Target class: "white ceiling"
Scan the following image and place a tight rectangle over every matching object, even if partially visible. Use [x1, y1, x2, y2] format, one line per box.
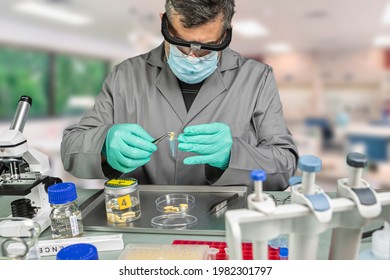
[0, 0, 389, 59]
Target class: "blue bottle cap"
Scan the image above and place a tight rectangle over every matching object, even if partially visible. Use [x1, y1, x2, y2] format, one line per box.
[279, 247, 288, 258]
[250, 170, 266, 181]
[48, 182, 77, 205]
[56, 243, 98, 260]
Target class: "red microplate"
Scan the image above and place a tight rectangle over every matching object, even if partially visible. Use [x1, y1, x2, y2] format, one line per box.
[172, 240, 280, 260]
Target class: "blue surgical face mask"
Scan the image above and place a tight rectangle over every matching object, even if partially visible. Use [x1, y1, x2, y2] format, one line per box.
[167, 44, 218, 84]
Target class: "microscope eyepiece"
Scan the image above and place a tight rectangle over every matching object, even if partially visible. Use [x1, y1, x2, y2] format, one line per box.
[19, 95, 32, 106]
[10, 95, 33, 132]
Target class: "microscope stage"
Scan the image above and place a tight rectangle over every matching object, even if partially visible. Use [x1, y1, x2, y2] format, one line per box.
[0, 176, 47, 196]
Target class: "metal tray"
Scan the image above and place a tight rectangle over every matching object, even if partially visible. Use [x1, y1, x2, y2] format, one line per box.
[80, 185, 250, 236]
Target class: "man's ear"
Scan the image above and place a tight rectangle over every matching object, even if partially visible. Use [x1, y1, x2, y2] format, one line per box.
[159, 13, 163, 20]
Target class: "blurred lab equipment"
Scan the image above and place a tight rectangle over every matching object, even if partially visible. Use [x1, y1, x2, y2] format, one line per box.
[245, 170, 276, 259]
[304, 117, 334, 150]
[171, 239, 252, 260]
[358, 222, 390, 260]
[0, 217, 41, 260]
[0, 96, 62, 234]
[329, 152, 381, 259]
[370, 222, 390, 259]
[346, 124, 390, 163]
[290, 155, 332, 259]
[279, 246, 289, 260]
[48, 182, 84, 239]
[225, 153, 390, 260]
[267, 235, 289, 260]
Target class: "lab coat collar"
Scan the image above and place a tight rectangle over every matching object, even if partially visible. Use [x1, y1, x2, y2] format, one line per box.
[219, 47, 240, 72]
[146, 43, 165, 68]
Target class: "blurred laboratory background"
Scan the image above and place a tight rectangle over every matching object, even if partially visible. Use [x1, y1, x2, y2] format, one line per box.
[1, 0, 390, 191]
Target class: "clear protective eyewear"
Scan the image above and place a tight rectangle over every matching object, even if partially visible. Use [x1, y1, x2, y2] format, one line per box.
[161, 13, 232, 57]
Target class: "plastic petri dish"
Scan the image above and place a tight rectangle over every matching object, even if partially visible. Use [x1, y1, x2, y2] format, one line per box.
[151, 214, 197, 230]
[155, 193, 195, 214]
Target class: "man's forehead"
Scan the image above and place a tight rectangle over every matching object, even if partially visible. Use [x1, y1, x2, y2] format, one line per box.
[168, 13, 225, 42]
[170, 12, 224, 27]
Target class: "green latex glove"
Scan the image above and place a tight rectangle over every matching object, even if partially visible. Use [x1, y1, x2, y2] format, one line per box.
[178, 122, 233, 170]
[104, 124, 157, 173]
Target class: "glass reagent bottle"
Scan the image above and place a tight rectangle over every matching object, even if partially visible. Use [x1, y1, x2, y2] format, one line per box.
[48, 182, 84, 239]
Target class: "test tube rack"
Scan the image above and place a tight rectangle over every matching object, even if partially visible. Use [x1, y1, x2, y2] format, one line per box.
[225, 153, 390, 260]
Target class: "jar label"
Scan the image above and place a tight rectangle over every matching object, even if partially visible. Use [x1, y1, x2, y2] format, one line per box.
[106, 179, 136, 187]
[118, 194, 132, 210]
[70, 215, 80, 236]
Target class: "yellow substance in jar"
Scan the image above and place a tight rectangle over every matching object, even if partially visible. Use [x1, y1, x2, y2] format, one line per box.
[106, 211, 137, 223]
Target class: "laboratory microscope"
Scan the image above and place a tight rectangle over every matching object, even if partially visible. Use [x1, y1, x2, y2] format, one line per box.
[0, 96, 61, 235]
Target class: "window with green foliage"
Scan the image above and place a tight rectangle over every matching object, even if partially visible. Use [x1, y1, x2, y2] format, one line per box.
[0, 47, 49, 119]
[55, 55, 107, 115]
[0, 46, 108, 120]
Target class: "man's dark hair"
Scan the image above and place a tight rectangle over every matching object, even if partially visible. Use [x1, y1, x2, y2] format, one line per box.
[165, 0, 235, 31]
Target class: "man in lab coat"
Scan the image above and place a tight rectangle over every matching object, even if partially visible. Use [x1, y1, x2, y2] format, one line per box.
[61, 0, 299, 191]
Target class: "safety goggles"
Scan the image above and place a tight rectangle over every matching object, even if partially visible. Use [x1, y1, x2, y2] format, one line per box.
[161, 13, 232, 57]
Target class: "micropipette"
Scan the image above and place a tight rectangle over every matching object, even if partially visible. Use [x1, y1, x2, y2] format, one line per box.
[250, 170, 266, 201]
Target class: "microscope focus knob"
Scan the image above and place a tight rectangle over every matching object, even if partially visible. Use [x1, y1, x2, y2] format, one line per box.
[346, 152, 368, 168]
[250, 170, 266, 181]
[298, 155, 322, 173]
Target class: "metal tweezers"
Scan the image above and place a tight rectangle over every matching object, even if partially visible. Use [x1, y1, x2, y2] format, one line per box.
[207, 193, 239, 213]
[153, 132, 174, 145]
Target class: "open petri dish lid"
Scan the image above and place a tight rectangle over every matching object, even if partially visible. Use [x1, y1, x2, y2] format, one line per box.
[155, 193, 195, 214]
[151, 214, 197, 230]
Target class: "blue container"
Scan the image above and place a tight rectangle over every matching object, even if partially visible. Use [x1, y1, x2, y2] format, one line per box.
[56, 243, 98, 260]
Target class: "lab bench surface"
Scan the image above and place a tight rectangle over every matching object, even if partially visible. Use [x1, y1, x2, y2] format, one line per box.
[0, 188, 374, 260]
